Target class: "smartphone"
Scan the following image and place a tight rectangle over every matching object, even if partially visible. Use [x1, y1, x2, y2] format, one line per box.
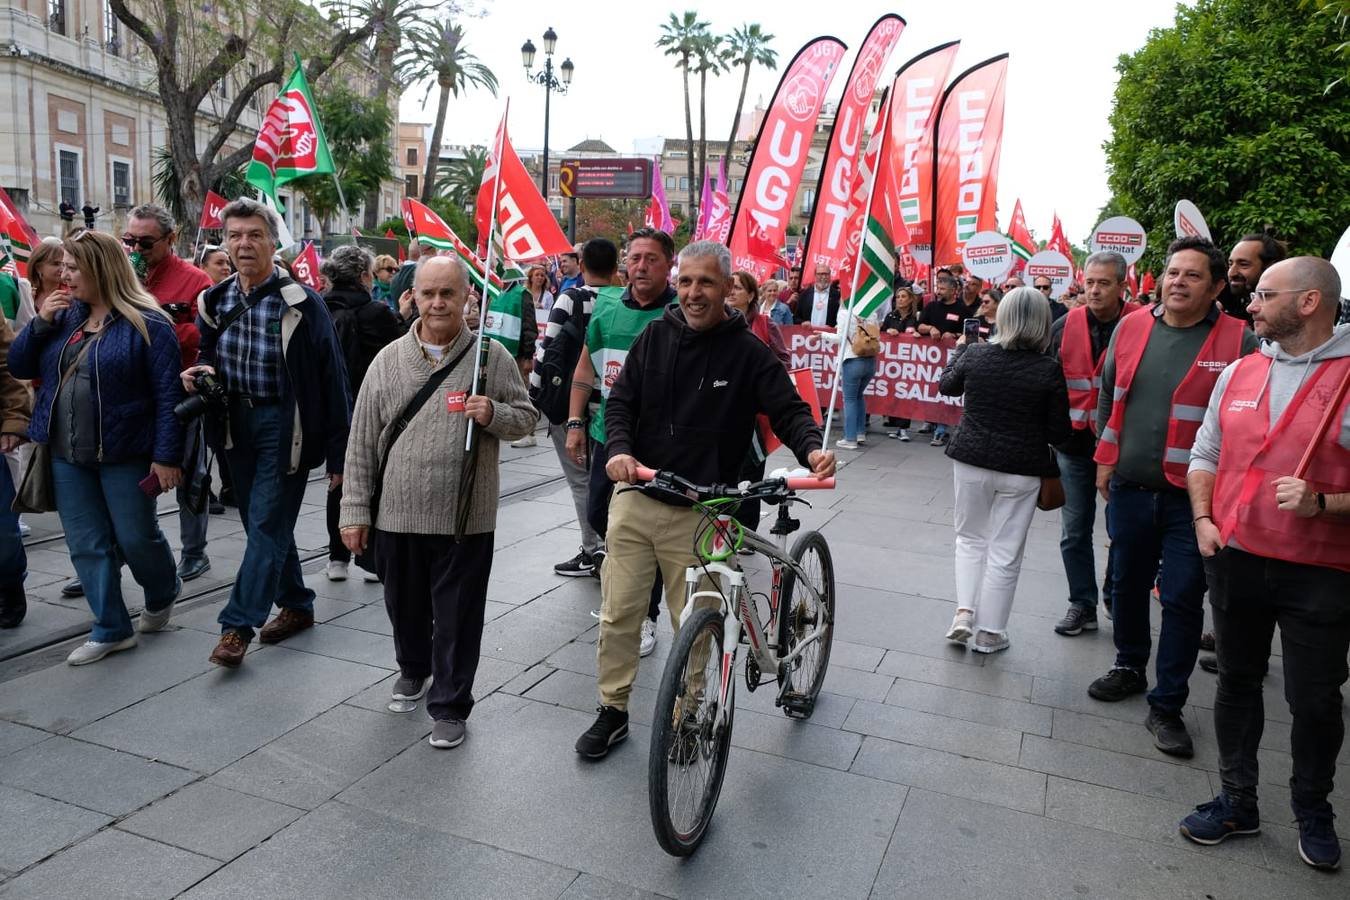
[138, 472, 165, 498]
[963, 318, 982, 342]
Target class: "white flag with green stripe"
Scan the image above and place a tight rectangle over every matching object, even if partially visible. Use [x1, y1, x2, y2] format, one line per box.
[851, 212, 897, 319]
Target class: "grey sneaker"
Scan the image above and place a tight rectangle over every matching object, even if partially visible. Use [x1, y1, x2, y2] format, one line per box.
[67, 635, 138, 665]
[1054, 605, 1099, 636]
[972, 630, 1010, 654]
[391, 674, 428, 702]
[945, 610, 974, 644]
[137, 603, 176, 633]
[428, 718, 466, 749]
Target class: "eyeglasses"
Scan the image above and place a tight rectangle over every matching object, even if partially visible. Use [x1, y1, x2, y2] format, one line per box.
[1035, 284, 1053, 292]
[1250, 287, 1311, 303]
[120, 233, 169, 252]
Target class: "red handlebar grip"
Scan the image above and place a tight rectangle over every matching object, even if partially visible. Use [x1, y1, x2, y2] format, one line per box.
[786, 476, 836, 490]
[634, 466, 657, 482]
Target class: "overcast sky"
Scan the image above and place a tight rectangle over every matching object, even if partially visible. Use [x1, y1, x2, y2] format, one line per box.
[398, 0, 1191, 245]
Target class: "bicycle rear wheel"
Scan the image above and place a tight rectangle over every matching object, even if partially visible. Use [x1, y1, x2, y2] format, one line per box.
[776, 530, 836, 717]
[648, 605, 735, 856]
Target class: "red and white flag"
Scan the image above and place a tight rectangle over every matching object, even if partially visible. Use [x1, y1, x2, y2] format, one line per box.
[645, 158, 675, 233]
[1045, 212, 1074, 260]
[291, 241, 322, 291]
[889, 42, 961, 266]
[200, 191, 228, 229]
[1007, 198, 1036, 268]
[932, 54, 1009, 267]
[474, 108, 572, 261]
[705, 158, 732, 244]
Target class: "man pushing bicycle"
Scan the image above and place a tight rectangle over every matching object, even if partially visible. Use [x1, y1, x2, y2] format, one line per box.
[574, 240, 836, 760]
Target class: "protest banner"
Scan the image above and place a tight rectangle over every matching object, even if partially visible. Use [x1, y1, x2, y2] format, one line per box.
[1174, 199, 1212, 241]
[1089, 216, 1148, 265]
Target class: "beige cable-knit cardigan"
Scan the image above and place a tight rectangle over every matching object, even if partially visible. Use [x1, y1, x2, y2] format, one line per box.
[338, 322, 537, 535]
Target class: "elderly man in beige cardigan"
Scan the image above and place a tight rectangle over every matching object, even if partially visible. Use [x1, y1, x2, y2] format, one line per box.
[340, 256, 537, 750]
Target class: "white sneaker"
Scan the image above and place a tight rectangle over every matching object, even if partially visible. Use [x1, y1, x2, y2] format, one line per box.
[325, 560, 349, 581]
[972, 630, 1010, 654]
[639, 618, 657, 657]
[897, 429, 911, 442]
[67, 635, 138, 666]
[137, 603, 175, 633]
[835, 439, 858, 450]
[945, 611, 974, 645]
[17, 516, 30, 537]
[360, 566, 381, 583]
[510, 434, 537, 448]
[857, 435, 867, 445]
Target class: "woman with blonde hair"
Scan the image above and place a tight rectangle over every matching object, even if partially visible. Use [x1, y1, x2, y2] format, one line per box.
[760, 278, 794, 326]
[371, 253, 398, 308]
[10, 229, 185, 665]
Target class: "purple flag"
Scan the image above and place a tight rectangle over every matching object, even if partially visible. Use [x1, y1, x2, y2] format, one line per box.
[646, 158, 675, 233]
[695, 167, 713, 240]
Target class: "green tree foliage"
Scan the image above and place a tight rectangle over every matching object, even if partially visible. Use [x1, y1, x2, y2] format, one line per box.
[151, 148, 248, 230]
[290, 86, 394, 230]
[1105, 0, 1350, 271]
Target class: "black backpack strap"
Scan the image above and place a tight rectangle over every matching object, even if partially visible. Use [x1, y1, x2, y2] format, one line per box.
[368, 338, 476, 526]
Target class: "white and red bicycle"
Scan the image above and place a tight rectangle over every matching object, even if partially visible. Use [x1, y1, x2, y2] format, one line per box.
[630, 466, 837, 857]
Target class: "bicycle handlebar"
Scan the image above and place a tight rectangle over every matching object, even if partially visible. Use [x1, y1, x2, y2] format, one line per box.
[632, 466, 835, 500]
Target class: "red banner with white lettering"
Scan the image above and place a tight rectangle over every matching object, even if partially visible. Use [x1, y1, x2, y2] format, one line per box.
[291, 241, 322, 291]
[200, 191, 228, 229]
[932, 54, 1008, 267]
[889, 42, 962, 267]
[474, 110, 573, 261]
[781, 325, 964, 425]
[728, 36, 847, 279]
[804, 15, 905, 278]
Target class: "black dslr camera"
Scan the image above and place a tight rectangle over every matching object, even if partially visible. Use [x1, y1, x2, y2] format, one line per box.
[174, 372, 228, 423]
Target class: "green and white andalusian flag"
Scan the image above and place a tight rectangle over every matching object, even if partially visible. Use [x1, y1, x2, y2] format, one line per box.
[245, 59, 335, 211]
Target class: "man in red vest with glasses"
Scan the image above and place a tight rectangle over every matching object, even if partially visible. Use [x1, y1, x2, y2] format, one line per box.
[1178, 256, 1349, 870]
[1048, 250, 1143, 637]
[1087, 236, 1258, 758]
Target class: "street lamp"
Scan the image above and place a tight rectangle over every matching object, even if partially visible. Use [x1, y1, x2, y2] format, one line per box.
[521, 27, 574, 200]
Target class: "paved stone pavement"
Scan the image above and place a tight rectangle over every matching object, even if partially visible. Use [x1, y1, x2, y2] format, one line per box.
[0, 425, 1345, 898]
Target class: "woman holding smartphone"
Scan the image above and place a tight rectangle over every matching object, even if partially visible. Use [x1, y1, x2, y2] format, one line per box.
[10, 230, 184, 665]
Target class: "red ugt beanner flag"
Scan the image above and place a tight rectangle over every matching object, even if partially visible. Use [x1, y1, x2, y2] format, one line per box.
[291, 241, 322, 291]
[707, 158, 733, 244]
[728, 36, 848, 279]
[474, 110, 572, 261]
[932, 54, 1009, 267]
[890, 42, 961, 266]
[200, 191, 228, 229]
[804, 14, 905, 278]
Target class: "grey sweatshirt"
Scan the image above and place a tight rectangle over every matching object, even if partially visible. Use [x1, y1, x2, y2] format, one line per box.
[1190, 323, 1350, 475]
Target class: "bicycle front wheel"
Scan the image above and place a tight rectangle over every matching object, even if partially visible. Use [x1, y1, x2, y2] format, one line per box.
[776, 530, 836, 716]
[648, 605, 735, 857]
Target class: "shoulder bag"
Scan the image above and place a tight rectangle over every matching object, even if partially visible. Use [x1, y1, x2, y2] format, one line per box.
[14, 331, 100, 514]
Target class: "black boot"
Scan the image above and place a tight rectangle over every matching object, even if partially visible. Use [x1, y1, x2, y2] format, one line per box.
[0, 585, 26, 628]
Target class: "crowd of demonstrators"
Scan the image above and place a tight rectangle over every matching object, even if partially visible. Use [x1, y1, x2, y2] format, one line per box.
[1087, 236, 1260, 758]
[0, 318, 32, 628]
[319, 244, 404, 583]
[340, 257, 537, 749]
[184, 198, 352, 669]
[1048, 251, 1140, 637]
[529, 238, 617, 579]
[915, 271, 972, 446]
[794, 262, 841, 327]
[830, 299, 881, 451]
[939, 288, 1071, 653]
[1181, 256, 1349, 870]
[10, 230, 184, 664]
[575, 240, 835, 760]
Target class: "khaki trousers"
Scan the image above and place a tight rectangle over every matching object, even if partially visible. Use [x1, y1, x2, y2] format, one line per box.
[597, 488, 719, 710]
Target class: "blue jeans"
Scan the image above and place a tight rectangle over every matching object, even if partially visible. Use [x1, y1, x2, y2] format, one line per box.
[219, 403, 315, 638]
[0, 461, 27, 588]
[52, 459, 179, 642]
[1056, 450, 1100, 610]
[1106, 477, 1207, 714]
[841, 356, 876, 441]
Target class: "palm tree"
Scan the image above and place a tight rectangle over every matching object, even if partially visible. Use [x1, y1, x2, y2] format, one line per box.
[396, 19, 498, 204]
[657, 11, 710, 222]
[693, 32, 726, 213]
[433, 145, 488, 209]
[722, 24, 778, 169]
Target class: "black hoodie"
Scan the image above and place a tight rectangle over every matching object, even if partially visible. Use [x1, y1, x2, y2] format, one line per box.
[605, 304, 822, 489]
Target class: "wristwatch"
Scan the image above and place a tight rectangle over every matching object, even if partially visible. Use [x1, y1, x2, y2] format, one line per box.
[1316, 492, 1327, 512]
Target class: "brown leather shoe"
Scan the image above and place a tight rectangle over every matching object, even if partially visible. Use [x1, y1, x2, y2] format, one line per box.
[258, 608, 314, 645]
[209, 631, 250, 668]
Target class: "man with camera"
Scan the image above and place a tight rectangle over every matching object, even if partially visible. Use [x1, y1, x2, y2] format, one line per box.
[182, 199, 351, 668]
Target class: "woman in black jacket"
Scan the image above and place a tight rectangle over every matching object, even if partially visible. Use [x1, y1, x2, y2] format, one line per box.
[882, 287, 921, 440]
[937, 287, 1071, 654]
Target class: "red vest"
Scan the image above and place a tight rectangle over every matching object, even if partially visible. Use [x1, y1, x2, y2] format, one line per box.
[1094, 310, 1246, 488]
[1212, 354, 1350, 571]
[1061, 302, 1144, 431]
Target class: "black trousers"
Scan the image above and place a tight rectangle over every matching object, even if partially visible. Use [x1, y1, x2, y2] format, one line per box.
[588, 442, 661, 622]
[375, 530, 495, 722]
[733, 453, 766, 535]
[326, 482, 374, 571]
[1206, 547, 1350, 818]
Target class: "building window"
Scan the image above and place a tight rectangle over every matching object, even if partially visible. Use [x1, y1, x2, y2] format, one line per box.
[549, 173, 558, 193]
[679, 177, 689, 191]
[217, 77, 229, 100]
[406, 147, 418, 166]
[111, 161, 131, 208]
[57, 149, 80, 207]
[665, 176, 675, 190]
[670, 203, 682, 216]
[800, 189, 816, 217]
[103, 0, 121, 54]
[48, 0, 66, 35]
[404, 174, 419, 197]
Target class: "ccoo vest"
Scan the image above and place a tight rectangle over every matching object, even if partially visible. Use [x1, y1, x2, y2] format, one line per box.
[482, 283, 525, 357]
[1094, 310, 1246, 488]
[1212, 353, 1350, 572]
[1061, 302, 1144, 431]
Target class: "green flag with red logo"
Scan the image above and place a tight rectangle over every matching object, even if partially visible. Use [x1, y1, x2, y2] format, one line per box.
[245, 59, 335, 211]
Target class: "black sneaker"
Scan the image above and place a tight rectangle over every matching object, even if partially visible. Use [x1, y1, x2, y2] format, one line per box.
[391, 674, 428, 701]
[589, 549, 606, 581]
[1145, 707, 1194, 758]
[1298, 814, 1342, 871]
[61, 579, 85, 599]
[554, 550, 596, 578]
[1088, 666, 1147, 702]
[1054, 605, 1099, 636]
[1198, 655, 1218, 674]
[208, 493, 226, 516]
[1180, 794, 1260, 845]
[575, 706, 628, 759]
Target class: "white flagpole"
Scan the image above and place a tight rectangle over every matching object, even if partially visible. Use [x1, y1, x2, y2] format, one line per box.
[466, 99, 510, 452]
[822, 89, 893, 446]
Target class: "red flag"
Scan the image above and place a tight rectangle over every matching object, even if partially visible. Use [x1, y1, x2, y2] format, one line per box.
[707, 158, 732, 244]
[385, 227, 405, 262]
[291, 241, 322, 291]
[1126, 262, 1139, 299]
[1045, 213, 1075, 272]
[0, 188, 40, 278]
[1141, 270, 1155, 294]
[932, 55, 1009, 267]
[200, 191, 228, 229]
[889, 42, 961, 266]
[474, 109, 572, 261]
[804, 14, 905, 277]
[729, 37, 848, 279]
[1007, 198, 1036, 270]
